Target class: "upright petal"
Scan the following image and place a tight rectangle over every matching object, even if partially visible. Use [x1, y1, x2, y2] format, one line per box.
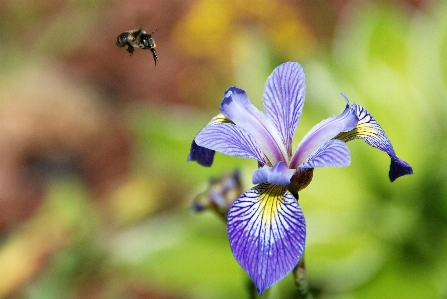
[227, 184, 306, 294]
[263, 62, 306, 156]
[188, 114, 235, 166]
[194, 123, 267, 164]
[300, 139, 351, 168]
[335, 104, 413, 181]
[220, 87, 288, 165]
[252, 161, 296, 185]
[290, 100, 358, 168]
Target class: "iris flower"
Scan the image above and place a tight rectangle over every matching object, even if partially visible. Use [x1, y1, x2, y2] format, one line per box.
[188, 62, 413, 294]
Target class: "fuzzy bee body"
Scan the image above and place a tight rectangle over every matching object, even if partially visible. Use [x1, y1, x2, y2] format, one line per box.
[116, 29, 158, 65]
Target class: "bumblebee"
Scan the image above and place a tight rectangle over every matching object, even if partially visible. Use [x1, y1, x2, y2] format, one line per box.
[116, 29, 159, 65]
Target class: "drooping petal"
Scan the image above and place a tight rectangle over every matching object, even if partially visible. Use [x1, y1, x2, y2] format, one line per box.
[188, 114, 234, 166]
[194, 123, 267, 164]
[220, 86, 288, 165]
[263, 62, 306, 156]
[252, 161, 296, 185]
[187, 140, 215, 166]
[227, 184, 306, 294]
[335, 104, 413, 181]
[299, 139, 351, 168]
[290, 100, 358, 168]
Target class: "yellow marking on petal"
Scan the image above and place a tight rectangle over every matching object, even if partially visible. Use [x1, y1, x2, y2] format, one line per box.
[256, 184, 288, 226]
[209, 113, 235, 125]
[335, 104, 385, 142]
[336, 122, 380, 142]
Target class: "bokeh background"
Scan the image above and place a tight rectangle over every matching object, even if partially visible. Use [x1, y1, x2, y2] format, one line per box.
[0, 0, 445, 298]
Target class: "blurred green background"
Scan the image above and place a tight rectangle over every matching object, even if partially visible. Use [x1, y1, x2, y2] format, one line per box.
[0, 0, 445, 298]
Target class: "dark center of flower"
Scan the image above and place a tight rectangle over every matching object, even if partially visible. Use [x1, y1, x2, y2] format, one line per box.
[288, 168, 314, 199]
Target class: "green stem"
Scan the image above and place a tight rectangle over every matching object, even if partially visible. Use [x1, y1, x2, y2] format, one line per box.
[247, 277, 260, 299]
[293, 256, 312, 299]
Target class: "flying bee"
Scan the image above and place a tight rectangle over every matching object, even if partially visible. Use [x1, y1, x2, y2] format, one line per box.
[116, 28, 159, 65]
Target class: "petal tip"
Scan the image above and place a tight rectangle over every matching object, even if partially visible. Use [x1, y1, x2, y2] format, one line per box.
[223, 86, 245, 99]
[340, 93, 350, 106]
[188, 140, 215, 167]
[389, 158, 413, 182]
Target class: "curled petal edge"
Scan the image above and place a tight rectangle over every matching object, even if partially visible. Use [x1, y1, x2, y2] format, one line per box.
[252, 161, 295, 185]
[291, 97, 358, 168]
[335, 103, 413, 181]
[299, 139, 351, 169]
[187, 140, 215, 167]
[220, 86, 288, 166]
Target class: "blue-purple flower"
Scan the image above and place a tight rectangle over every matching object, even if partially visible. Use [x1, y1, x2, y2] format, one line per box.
[188, 62, 413, 294]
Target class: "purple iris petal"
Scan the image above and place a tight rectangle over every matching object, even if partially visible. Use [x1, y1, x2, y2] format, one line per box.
[291, 100, 358, 168]
[188, 114, 235, 166]
[263, 62, 306, 156]
[300, 139, 351, 168]
[390, 158, 413, 182]
[194, 123, 267, 164]
[227, 183, 306, 294]
[336, 104, 413, 182]
[220, 87, 287, 165]
[187, 140, 215, 166]
[252, 161, 296, 185]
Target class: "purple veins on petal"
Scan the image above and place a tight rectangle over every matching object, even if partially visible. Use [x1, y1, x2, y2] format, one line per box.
[300, 139, 351, 169]
[220, 86, 287, 165]
[194, 123, 267, 164]
[263, 62, 306, 156]
[252, 161, 296, 185]
[335, 103, 413, 181]
[227, 183, 306, 294]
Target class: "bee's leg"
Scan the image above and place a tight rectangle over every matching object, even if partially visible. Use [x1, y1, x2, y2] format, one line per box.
[124, 43, 135, 55]
[150, 48, 158, 65]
